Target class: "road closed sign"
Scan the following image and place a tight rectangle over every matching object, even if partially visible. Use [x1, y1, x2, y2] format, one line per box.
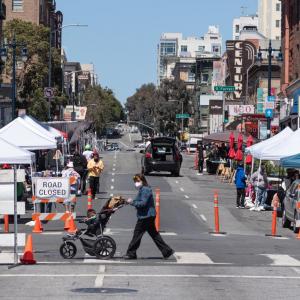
[35, 178, 70, 199]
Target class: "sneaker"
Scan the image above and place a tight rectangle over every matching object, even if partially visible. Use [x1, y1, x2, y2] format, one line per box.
[249, 207, 256, 211]
[163, 250, 174, 259]
[236, 206, 240, 208]
[258, 205, 265, 211]
[240, 206, 245, 209]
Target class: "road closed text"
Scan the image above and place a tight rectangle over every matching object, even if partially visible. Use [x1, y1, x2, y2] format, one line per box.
[35, 178, 70, 199]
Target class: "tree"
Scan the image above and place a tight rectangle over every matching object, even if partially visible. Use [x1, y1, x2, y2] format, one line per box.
[125, 80, 194, 135]
[83, 85, 124, 133]
[2, 19, 64, 120]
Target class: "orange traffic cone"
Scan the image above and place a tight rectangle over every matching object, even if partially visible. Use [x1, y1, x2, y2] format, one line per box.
[67, 215, 77, 233]
[64, 214, 71, 230]
[32, 217, 43, 233]
[20, 234, 36, 265]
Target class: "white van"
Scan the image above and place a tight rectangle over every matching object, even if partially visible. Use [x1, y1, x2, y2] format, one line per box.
[187, 137, 201, 153]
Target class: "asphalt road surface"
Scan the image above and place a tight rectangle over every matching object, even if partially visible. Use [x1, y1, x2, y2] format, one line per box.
[1, 132, 300, 299]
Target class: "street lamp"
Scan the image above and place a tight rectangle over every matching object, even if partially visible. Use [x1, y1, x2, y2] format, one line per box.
[0, 35, 28, 120]
[257, 41, 283, 138]
[48, 23, 88, 120]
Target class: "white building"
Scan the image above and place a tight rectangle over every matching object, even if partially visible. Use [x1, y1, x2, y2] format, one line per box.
[258, 0, 281, 41]
[157, 26, 222, 85]
[232, 15, 259, 40]
[80, 64, 98, 87]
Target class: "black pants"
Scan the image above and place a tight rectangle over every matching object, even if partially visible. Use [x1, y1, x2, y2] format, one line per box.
[79, 170, 87, 193]
[126, 216, 173, 257]
[89, 176, 99, 199]
[236, 188, 245, 207]
[198, 159, 204, 173]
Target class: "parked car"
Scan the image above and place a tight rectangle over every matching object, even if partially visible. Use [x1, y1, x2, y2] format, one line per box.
[140, 137, 182, 176]
[282, 179, 300, 232]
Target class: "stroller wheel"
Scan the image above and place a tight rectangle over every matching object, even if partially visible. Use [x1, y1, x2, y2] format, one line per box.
[93, 236, 116, 259]
[60, 241, 77, 259]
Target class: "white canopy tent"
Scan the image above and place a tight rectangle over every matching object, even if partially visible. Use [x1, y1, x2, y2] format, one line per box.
[245, 127, 294, 160]
[0, 137, 35, 164]
[0, 117, 57, 150]
[255, 128, 300, 161]
[20, 115, 62, 141]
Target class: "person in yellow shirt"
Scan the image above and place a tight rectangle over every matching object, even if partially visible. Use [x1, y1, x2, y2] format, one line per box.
[87, 152, 104, 199]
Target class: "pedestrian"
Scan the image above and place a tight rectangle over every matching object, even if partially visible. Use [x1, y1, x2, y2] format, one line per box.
[61, 161, 81, 212]
[250, 165, 268, 211]
[87, 152, 104, 199]
[123, 174, 174, 260]
[197, 142, 204, 175]
[234, 163, 247, 208]
[83, 144, 93, 161]
[72, 151, 88, 194]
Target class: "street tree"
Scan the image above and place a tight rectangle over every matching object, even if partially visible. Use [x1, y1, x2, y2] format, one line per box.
[83, 85, 124, 133]
[2, 19, 64, 120]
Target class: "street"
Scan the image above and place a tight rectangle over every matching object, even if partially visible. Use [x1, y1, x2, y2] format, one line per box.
[1, 132, 300, 299]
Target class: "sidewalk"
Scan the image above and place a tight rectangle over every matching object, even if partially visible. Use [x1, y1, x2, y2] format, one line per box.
[180, 153, 297, 239]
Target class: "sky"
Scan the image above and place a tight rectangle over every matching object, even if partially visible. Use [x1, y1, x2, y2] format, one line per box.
[56, 0, 258, 104]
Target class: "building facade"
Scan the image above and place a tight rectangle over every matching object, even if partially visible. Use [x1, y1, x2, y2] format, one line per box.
[157, 26, 222, 85]
[232, 15, 259, 40]
[258, 0, 282, 40]
[280, 0, 300, 130]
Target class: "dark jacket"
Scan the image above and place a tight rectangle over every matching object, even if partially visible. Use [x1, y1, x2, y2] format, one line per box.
[235, 166, 247, 189]
[131, 186, 156, 219]
[73, 154, 87, 175]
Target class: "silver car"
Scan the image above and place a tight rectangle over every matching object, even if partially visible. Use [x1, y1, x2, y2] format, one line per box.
[282, 179, 300, 233]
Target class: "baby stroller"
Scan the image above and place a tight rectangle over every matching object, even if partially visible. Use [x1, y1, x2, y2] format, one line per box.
[59, 196, 126, 260]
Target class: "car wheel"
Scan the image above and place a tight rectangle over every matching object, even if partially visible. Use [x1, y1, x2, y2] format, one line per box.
[282, 209, 291, 228]
[293, 211, 299, 233]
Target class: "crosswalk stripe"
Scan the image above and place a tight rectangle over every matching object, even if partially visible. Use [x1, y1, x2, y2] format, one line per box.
[174, 252, 214, 264]
[262, 254, 300, 266]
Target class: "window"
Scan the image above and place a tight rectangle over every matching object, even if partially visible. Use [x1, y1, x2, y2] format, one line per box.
[160, 42, 176, 56]
[12, 0, 23, 12]
[235, 24, 240, 33]
[201, 73, 209, 83]
[276, 20, 280, 28]
[276, 3, 280, 12]
[198, 46, 205, 52]
[181, 45, 187, 52]
[212, 46, 220, 53]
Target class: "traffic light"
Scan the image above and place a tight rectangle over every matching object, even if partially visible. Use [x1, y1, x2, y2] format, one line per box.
[224, 110, 229, 123]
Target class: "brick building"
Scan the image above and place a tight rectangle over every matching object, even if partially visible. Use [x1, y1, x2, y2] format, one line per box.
[281, 0, 300, 129]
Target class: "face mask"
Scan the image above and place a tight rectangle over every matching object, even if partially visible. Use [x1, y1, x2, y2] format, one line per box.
[135, 181, 142, 189]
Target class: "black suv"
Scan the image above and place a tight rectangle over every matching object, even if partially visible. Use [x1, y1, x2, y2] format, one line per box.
[141, 137, 182, 176]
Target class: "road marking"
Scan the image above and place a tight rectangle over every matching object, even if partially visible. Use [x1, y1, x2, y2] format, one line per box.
[113, 164, 116, 167]
[185, 195, 189, 199]
[175, 181, 179, 184]
[2, 274, 298, 279]
[112, 168, 116, 172]
[200, 214, 207, 222]
[111, 178, 115, 182]
[119, 141, 130, 148]
[129, 133, 132, 142]
[180, 187, 184, 192]
[192, 204, 197, 209]
[174, 252, 214, 264]
[110, 186, 114, 190]
[110, 194, 114, 197]
[94, 265, 106, 288]
[160, 232, 177, 236]
[112, 173, 115, 176]
[262, 254, 300, 266]
[292, 268, 300, 275]
[41, 231, 63, 235]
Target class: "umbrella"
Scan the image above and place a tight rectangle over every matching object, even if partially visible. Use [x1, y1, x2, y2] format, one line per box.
[245, 135, 253, 164]
[228, 132, 236, 159]
[235, 133, 244, 161]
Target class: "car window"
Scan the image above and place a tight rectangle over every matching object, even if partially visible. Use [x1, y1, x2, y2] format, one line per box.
[289, 182, 298, 194]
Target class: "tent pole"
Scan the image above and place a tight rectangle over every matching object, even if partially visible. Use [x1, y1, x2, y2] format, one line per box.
[13, 164, 18, 265]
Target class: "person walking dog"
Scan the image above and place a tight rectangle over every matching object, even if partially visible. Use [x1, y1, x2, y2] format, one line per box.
[123, 174, 174, 260]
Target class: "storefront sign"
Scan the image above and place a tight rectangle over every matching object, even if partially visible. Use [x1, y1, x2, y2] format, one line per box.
[35, 178, 70, 199]
[228, 105, 255, 116]
[209, 100, 223, 115]
[63, 106, 87, 121]
[226, 40, 257, 101]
